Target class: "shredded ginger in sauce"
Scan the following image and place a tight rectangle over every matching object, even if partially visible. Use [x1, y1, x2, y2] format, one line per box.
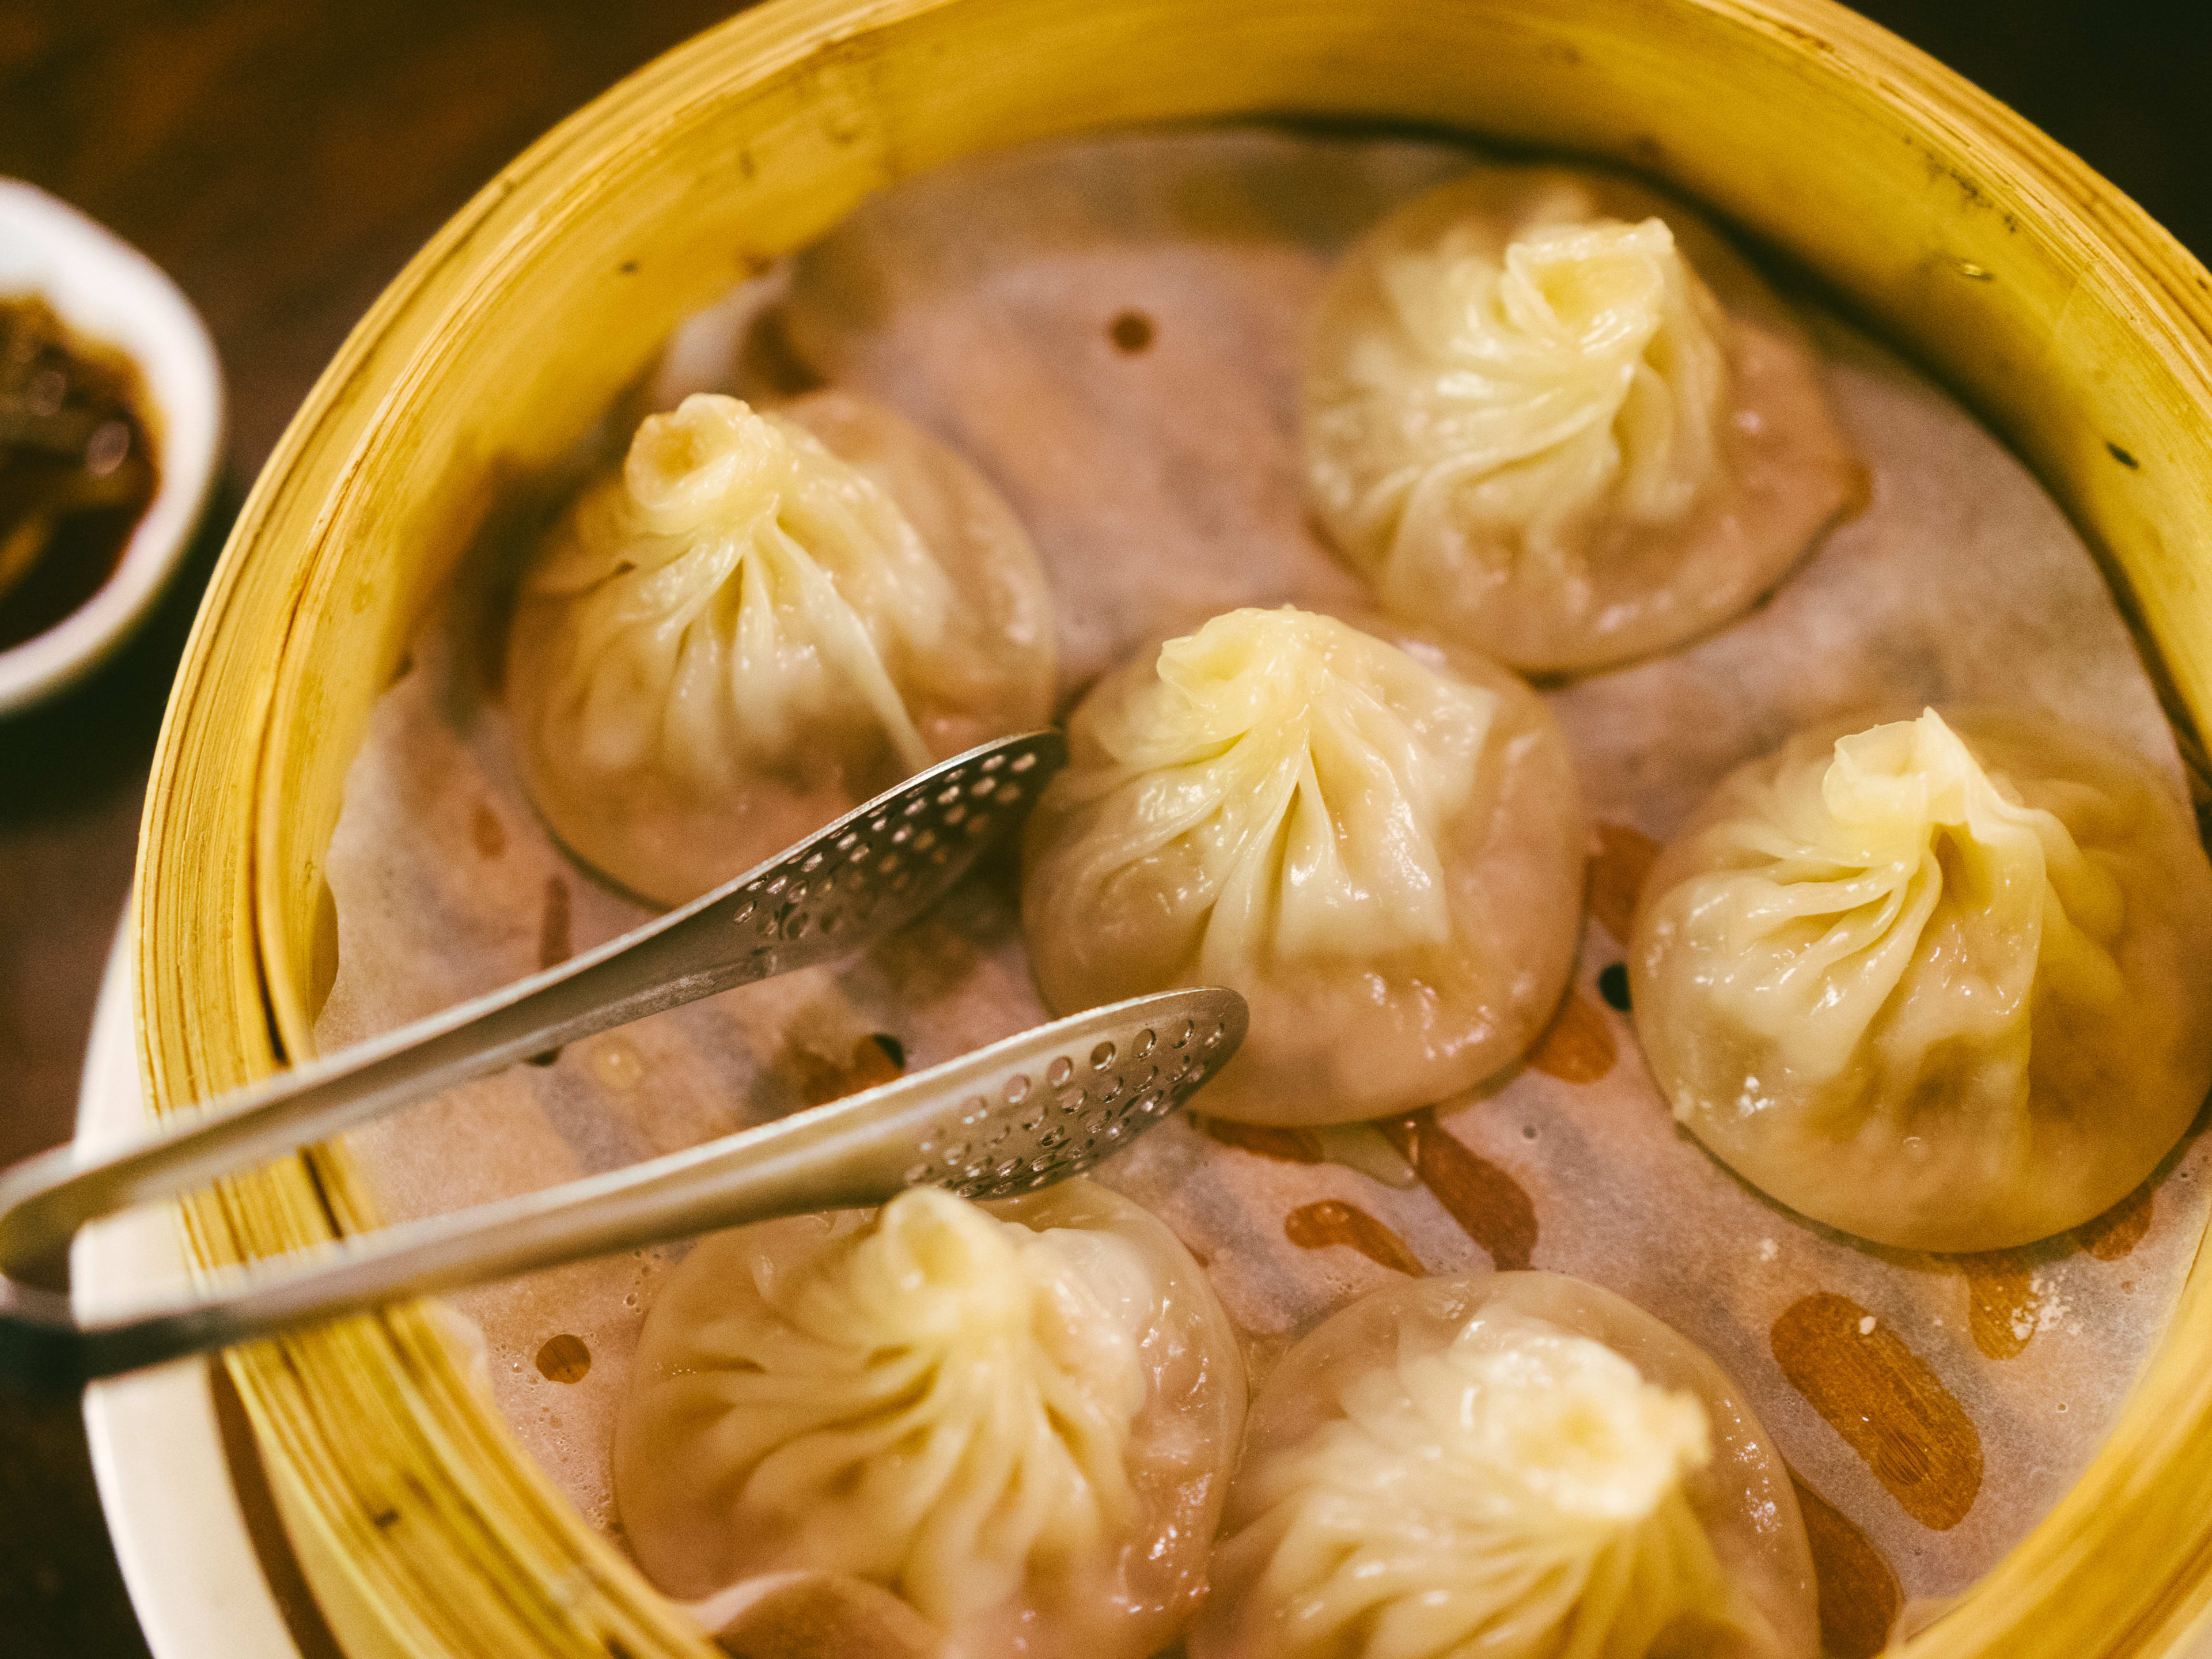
[0, 295, 158, 650]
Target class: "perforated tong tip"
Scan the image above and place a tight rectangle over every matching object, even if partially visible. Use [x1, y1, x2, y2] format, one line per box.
[0, 730, 1251, 1388]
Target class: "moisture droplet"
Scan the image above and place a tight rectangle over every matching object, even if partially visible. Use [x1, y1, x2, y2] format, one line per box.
[536, 1334, 592, 1385]
[593, 1037, 646, 1092]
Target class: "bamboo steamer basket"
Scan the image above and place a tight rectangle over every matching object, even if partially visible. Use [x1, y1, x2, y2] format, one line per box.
[129, 0, 2212, 1654]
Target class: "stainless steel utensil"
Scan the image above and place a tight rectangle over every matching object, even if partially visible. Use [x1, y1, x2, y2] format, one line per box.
[0, 727, 1250, 1388]
[1, 986, 1244, 1387]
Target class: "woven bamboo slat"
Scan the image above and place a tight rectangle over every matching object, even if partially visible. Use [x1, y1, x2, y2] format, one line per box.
[132, 1, 2212, 1653]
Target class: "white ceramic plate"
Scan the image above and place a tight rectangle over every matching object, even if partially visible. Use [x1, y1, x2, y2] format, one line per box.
[75, 916, 300, 1659]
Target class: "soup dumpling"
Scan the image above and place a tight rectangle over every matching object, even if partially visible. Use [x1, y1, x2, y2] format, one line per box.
[615, 1181, 1244, 1659]
[1192, 1271, 1818, 1659]
[1021, 605, 1584, 1125]
[1302, 166, 1858, 675]
[1630, 707, 2212, 1251]
[506, 390, 1054, 905]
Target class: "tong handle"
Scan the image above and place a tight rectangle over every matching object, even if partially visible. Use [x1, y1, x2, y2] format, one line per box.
[23, 1080, 884, 1387]
[0, 731, 1065, 1276]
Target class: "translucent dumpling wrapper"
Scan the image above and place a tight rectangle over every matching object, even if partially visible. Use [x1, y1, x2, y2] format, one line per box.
[1021, 605, 1585, 1125]
[1302, 166, 1859, 675]
[613, 1181, 1245, 1659]
[505, 389, 1054, 904]
[1630, 707, 2212, 1251]
[1192, 1272, 1817, 1659]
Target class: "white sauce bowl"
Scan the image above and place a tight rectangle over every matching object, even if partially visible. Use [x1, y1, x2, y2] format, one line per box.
[0, 181, 223, 714]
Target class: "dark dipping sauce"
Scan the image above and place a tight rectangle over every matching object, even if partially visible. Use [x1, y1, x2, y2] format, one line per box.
[1, 294, 160, 651]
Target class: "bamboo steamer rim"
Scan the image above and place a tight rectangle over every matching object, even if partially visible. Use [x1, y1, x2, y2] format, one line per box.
[132, 1, 2212, 1656]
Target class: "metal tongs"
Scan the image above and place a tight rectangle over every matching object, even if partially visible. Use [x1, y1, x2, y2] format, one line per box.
[0, 732, 1248, 1391]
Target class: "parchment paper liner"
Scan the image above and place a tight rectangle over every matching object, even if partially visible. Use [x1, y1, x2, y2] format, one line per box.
[311, 130, 2210, 1643]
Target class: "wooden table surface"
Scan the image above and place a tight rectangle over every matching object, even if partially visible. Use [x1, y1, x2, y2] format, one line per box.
[0, 2, 2205, 1654]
